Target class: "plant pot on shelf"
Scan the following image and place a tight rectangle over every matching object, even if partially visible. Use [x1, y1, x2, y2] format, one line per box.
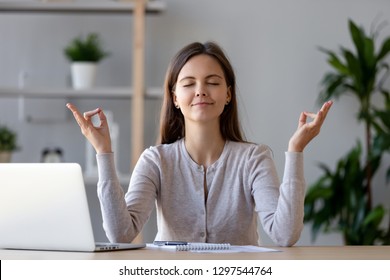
[64, 33, 109, 90]
[71, 62, 97, 89]
[0, 151, 12, 163]
[0, 125, 18, 163]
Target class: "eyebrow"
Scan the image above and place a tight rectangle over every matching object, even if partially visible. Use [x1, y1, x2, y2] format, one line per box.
[178, 74, 224, 83]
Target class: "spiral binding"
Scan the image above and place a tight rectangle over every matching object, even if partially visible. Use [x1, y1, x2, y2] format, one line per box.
[175, 243, 231, 251]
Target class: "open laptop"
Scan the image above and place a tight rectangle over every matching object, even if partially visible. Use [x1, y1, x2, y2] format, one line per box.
[0, 163, 145, 252]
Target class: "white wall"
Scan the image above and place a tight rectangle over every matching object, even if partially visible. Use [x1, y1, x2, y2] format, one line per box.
[1, 0, 389, 245]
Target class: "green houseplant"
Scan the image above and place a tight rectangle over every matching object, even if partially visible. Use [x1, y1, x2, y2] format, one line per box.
[64, 33, 110, 89]
[304, 19, 390, 245]
[0, 125, 18, 162]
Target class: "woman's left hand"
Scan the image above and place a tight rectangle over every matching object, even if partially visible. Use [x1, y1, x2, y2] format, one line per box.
[288, 100, 333, 152]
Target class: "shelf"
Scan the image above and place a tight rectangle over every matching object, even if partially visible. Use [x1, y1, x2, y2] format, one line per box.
[0, 1, 166, 14]
[0, 0, 164, 170]
[0, 86, 162, 99]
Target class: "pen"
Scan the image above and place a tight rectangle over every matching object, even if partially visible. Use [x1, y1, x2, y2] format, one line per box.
[153, 241, 188, 246]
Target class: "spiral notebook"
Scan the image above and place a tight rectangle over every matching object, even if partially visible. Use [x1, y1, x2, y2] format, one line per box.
[177, 243, 230, 251]
[152, 242, 231, 251]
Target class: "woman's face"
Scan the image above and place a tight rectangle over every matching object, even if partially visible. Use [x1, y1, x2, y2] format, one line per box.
[173, 54, 231, 126]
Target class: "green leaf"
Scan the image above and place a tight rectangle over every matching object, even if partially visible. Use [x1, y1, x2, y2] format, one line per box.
[64, 33, 110, 62]
[387, 168, 390, 184]
[343, 48, 362, 89]
[0, 126, 18, 151]
[349, 19, 366, 63]
[377, 37, 390, 62]
[319, 47, 350, 75]
[328, 54, 350, 75]
[364, 37, 375, 68]
[319, 73, 349, 103]
[363, 206, 385, 227]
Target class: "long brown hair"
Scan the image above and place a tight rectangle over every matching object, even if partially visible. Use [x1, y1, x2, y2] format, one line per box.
[158, 41, 246, 144]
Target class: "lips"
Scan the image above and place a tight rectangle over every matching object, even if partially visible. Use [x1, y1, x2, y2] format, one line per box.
[191, 100, 214, 106]
[192, 102, 210, 106]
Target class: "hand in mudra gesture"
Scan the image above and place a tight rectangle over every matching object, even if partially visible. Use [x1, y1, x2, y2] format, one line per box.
[288, 101, 333, 152]
[66, 103, 112, 154]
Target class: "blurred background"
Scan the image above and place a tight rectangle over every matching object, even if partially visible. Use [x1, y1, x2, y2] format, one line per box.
[0, 0, 389, 246]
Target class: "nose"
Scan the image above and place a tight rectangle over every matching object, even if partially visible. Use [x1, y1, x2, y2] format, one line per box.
[195, 84, 207, 97]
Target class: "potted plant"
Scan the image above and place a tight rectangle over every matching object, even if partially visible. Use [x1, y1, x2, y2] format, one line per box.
[304, 19, 390, 245]
[64, 33, 110, 89]
[0, 125, 19, 163]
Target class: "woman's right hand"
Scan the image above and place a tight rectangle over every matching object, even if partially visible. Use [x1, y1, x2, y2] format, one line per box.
[66, 103, 112, 154]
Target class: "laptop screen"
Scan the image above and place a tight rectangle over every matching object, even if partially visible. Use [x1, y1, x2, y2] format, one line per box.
[0, 163, 98, 251]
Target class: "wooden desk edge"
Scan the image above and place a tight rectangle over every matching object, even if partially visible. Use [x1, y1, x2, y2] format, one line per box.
[1, 246, 390, 260]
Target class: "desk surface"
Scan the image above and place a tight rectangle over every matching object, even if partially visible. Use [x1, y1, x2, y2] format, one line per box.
[1, 246, 389, 260]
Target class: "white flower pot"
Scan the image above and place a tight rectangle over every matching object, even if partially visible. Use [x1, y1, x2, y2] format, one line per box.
[71, 62, 97, 89]
[0, 151, 12, 163]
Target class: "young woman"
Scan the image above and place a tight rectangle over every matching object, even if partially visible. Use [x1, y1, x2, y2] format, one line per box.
[66, 41, 332, 246]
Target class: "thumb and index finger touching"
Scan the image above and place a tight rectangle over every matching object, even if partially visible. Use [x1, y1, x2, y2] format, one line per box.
[300, 100, 333, 129]
[66, 103, 106, 129]
[66, 103, 113, 154]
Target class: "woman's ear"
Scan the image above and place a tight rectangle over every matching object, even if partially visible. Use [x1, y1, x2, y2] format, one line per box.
[172, 92, 179, 108]
[226, 86, 232, 103]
